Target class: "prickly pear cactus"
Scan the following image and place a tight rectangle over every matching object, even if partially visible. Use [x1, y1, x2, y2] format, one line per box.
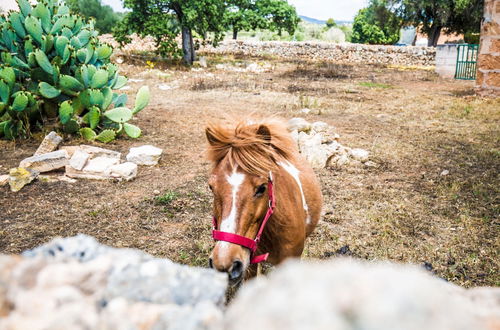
[0, 0, 150, 142]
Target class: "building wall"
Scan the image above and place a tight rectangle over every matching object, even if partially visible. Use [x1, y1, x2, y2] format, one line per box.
[476, 0, 500, 95]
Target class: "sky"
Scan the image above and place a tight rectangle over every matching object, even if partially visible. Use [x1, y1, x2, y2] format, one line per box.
[100, 0, 368, 22]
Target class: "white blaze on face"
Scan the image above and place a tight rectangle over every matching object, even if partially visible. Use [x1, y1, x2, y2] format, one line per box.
[278, 161, 311, 224]
[218, 167, 246, 256]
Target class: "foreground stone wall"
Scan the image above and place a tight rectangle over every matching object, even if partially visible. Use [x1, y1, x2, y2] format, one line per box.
[476, 0, 500, 95]
[200, 40, 436, 66]
[2, 236, 499, 330]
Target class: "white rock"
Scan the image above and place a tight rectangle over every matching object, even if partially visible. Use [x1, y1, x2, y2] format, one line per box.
[199, 56, 208, 68]
[364, 161, 378, 168]
[300, 108, 311, 114]
[19, 150, 69, 173]
[440, 170, 449, 176]
[0, 174, 8, 186]
[289, 130, 299, 145]
[158, 84, 174, 91]
[128, 78, 144, 83]
[107, 162, 138, 181]
[69, 150, 90, 171]
[311, 121, 329, 133]
[298, 133, 330, 169]
[126, 145, 163, 166]
[215, 64, 224, 70]
[79, 145, 121, 160]
[34, 132, 63, 156]
[84, 157, 119, 173]
[350, 148, 370, 162]
[226, 259, 500, 330]
[287, 118, 311, 133]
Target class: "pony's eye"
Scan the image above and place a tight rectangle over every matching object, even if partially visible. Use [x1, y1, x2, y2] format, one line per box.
[254, 184, 266, 197]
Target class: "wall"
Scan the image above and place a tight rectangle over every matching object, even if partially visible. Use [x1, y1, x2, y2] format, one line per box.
[476, 0, 500, 95]
[435, 44, 459, 78]
[200, 40, 436, 67]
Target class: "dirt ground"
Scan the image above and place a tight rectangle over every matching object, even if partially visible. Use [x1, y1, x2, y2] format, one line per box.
[0, 55, 498, 288]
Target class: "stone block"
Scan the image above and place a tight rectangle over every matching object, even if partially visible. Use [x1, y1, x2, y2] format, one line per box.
[19, 150, 69, 173]
[9, 168, 39, 192]
[69, 150, 90, 171]
[126, 145, 163, 166]
[34, 132, 63, 156]
[106, 162, 138, 181]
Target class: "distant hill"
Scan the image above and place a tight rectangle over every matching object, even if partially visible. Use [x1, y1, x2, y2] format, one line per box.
[299, 15, 352, 26]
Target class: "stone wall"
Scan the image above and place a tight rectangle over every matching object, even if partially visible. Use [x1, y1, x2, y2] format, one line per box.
[476, 0, 500, 95]
[200, 40, 436, 66]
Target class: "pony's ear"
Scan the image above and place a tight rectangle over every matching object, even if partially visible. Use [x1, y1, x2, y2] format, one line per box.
[256, 124, 271, 144]
[205, 126, 220, 146]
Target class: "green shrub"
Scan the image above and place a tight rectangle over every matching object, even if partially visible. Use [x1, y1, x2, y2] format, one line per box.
[0, 0, 149, 142]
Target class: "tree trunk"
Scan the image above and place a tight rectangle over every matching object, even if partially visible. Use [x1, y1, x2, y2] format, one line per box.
[427, 25, 442, 47]
[181, 26, 195, 65]
[233, 29, 238, 40]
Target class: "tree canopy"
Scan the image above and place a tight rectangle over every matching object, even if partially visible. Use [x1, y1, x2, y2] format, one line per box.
[390, 0, 483, 46]
[65, 0, 121, 34]
[224, 0, 299, 39]
[325, 18, 337, 28]
[351, 0, 401, 45]
[114, 0, 227, 64]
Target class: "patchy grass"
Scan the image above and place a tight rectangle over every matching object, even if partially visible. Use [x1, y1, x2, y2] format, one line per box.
[358, 81, 394, 89]
[0, 56, 498, 288]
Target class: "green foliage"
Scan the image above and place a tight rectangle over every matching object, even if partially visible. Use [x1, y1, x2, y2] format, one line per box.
[0, 0, 150, 141]
[225, 0, 299, 39]
[352, 0, 401, 45]
[390, 0, 482, 46]
[325, 18, 336, 28]
[65, 0, 122, 34]
[155, 190, 178, 205]
[115, 0, 227, 64]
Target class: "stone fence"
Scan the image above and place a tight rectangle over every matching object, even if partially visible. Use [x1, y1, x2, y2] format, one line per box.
[99, 35, 436, 67]
[200, 40, 436, 66]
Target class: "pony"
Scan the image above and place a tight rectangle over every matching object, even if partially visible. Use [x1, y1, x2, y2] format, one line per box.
[205, 119, 323, 285]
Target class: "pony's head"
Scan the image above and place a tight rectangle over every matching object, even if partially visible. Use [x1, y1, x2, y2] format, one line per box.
[205, 120, 295, 284]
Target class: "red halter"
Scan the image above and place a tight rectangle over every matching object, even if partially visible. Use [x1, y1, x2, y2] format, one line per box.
[212, 172, 275, 264]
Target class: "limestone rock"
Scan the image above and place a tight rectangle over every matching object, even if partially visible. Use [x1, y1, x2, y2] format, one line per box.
[0, 235, 228, 329]
[106, 162, 137, 181]
[311, 121, 329, 133]
[79, 145, 121, 160]
[126, 145, 163, 166]
[34, 132, 63, 156]
[9, 167, 39, 192]
[19, 150, 69, 173]
[0, 174, 8, 186]
[226, 259, 500, 330]
[65, 157, 119, 180]
[69, 149, 90, 171]
[287, 118, 311, 133]
[349, 148, 370, 162]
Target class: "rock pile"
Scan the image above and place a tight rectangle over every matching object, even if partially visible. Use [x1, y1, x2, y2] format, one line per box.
[0, 132, 163, 192]
[0, 235, 227, 329]
[226, 258, 500, 330]
[287, 118, 374, 169]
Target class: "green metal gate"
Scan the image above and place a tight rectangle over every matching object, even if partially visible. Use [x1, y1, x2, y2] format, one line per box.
[455, 44, 479, 80]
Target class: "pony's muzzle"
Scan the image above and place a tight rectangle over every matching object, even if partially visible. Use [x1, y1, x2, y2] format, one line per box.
[209, 256, 244, 284]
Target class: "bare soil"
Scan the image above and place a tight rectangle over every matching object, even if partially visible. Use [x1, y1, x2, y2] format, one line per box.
[1, 56, 498, 287]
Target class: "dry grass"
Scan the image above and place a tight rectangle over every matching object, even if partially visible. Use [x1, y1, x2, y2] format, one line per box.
[0, 56, 498, 288]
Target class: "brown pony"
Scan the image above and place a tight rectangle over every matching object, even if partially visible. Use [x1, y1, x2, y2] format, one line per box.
[205, 119, 323, 285]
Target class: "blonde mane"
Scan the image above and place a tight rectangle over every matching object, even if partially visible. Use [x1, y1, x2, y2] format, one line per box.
[206, 119, 297, 177]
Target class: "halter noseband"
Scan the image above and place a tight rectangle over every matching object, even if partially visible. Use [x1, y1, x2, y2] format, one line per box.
[212, 172, 275, 264]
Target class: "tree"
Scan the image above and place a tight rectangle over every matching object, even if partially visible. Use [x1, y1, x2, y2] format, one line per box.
[65, 0, 120, 34]
[224, 0, 266, 39]
[391, 0, 483, 46]
[115, 0, 227, 65]
[326, 18, 337, 28]
[352, 0, 401, 45]
[224, 0, 299, 39]
[256, 0, 300, 36]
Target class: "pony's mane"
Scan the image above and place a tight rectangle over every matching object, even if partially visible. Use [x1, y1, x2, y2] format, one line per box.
[206, 119, 297, 177]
